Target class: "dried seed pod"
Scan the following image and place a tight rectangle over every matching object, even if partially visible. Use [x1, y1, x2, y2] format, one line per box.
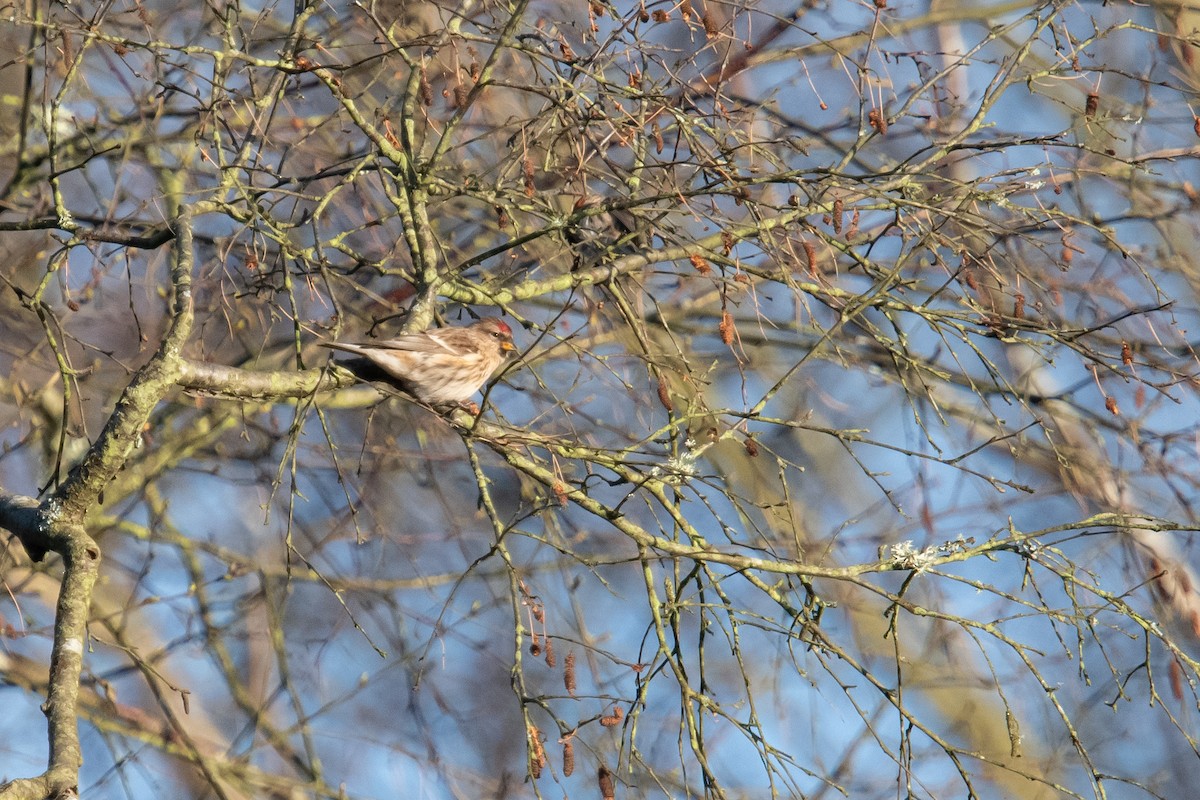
[1121, 341, 1132, 366]
[651, 9, 670, 22]
[1085, 92, 1098, 119]
[1012, 292, 1025, 319]
[831, 198, 844, 234]
[689, 253, 711, 274]
[545, 638, 557, 667]
[1105, 395, 1119, 416]
[703, 12, 719, 38]
[744, 437, 758, 457]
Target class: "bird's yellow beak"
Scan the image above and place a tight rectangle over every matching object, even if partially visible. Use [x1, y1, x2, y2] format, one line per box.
[500, 341, 516, 352]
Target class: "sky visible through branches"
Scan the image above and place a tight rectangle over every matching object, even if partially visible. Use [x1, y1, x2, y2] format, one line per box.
[2, 1, 1200, 799]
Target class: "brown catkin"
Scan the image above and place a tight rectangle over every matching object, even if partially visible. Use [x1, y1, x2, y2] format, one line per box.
[599, 766, 615, 799]
[563, 739, 575, 776]
[719, 310, 734, 345]
[868, 107, 887, 135]
[523, 157, 536, 197]
[529, 724, 546, 777]
[656, 380, 673, 412]
[600, 705, 624, 727]
[565, 651, 577, 695]
[831, 198, 844, 234]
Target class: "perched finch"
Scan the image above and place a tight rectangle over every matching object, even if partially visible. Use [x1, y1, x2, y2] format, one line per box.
[322, 317, 516, 405]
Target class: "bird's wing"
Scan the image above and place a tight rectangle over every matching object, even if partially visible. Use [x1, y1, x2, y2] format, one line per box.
[319, 341, 369, 356]
[324, 334, 462, 356]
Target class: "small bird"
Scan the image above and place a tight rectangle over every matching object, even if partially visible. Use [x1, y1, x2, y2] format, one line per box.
[322, 317, 516, 405]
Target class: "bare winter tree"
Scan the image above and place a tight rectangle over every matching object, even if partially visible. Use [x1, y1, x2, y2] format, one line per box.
[3, 0, 1200, 798]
